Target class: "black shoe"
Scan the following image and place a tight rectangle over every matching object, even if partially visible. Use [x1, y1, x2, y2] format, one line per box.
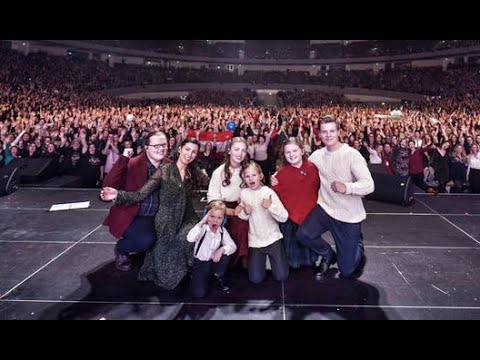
[114, 247, 132, 272]
[314, 253, 337, 277]
[213, 274, 230, 292]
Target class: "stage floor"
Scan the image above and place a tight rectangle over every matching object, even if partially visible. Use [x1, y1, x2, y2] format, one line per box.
[1, 188, 479, 320]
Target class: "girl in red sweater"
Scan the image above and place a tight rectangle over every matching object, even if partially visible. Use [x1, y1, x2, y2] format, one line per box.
[272, 138, 320, 268]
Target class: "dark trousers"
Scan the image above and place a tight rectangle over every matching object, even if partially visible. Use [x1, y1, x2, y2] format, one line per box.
[248, 240, 289, 284]
[297, 205, 364, 278]
[116, 216, 156, 255]
[280, 219, 318, 268]
[470, 168, 480, 194]
[190, 255, 231, 298]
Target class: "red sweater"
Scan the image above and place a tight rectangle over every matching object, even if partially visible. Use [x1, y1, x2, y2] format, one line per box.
[409, 146, 431, 175]
[382, 153, 394, 175]
[272, 161, 320, 226]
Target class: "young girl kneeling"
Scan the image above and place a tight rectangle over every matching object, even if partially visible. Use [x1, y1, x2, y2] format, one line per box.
[238, 162, 290, 284]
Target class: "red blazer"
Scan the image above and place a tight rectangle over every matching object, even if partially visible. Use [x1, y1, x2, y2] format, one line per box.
[102, 154, 170, 238]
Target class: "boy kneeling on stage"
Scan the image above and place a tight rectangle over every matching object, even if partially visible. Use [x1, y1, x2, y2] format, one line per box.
[187, 200, 237, 298]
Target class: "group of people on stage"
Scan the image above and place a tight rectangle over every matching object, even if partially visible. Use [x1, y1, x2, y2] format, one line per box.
[100, 116, 374, 298]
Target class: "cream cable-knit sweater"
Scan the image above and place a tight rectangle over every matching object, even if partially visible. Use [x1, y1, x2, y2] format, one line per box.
[239, 186, 288, 248]
[309, 144, 374, 223]
[207, 164, 243, 203]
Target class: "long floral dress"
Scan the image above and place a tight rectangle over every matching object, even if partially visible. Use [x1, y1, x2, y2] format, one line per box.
[115, 163, 198, 290]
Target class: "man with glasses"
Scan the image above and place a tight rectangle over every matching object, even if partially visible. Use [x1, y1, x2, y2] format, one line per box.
[103, 131, 171, 271]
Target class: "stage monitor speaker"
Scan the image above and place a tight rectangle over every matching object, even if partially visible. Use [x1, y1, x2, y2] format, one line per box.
[0, 165, 21, 196]
[10, 158, 53, 183]
[368, 163, 389, 175]
[367, 173, 414, 206]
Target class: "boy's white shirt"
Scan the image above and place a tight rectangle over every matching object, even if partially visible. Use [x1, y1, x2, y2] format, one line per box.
[187, 223, 237, 262]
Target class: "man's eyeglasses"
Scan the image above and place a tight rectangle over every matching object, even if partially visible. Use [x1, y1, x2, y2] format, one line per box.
[148, 143, 168, 150]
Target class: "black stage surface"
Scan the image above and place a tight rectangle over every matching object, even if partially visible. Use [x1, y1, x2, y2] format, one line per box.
[1, 188, 479, 320]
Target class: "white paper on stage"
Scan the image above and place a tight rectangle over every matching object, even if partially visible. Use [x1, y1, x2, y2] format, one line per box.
[49, 201, 91, 212]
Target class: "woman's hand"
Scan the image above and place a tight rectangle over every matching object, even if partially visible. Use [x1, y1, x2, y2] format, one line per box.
[234, 205, 243, 216]
[100, 187, 118, 202]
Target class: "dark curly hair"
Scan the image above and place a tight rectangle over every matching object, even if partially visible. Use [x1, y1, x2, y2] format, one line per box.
[173, 138, 204, 193]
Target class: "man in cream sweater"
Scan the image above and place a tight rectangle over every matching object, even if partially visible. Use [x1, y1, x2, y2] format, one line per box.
[297, 116, 374, 279]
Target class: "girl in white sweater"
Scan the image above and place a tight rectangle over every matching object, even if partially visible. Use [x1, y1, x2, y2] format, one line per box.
[207, 137, 249, 268]
[238, 162, 289, 283]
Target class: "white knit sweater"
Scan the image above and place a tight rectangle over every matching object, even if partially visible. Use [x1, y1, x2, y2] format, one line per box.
[309, 144, 374, 223]
[238, 186, 288, 248]
[207, 164, 243, 203]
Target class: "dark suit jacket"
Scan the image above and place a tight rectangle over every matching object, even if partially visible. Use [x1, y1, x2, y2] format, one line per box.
[102, 154, 170, 238]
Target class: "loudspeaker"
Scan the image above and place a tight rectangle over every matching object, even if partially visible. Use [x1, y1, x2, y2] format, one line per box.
[9, 158, 53, 183]
[367, 173, 414, 206]
[368, 163, 389, 175]
[0, 165, 21, 196]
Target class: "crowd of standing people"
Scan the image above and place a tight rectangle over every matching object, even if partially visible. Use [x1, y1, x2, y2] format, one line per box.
[2, 46, 480, 298]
